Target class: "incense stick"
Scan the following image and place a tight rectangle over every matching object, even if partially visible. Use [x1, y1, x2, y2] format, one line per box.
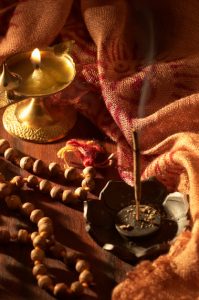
[132, 130, 141, 221]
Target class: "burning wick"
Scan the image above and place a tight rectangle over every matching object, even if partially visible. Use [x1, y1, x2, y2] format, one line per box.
[30, 48, 41, 70]
[132, 130, 141, 221]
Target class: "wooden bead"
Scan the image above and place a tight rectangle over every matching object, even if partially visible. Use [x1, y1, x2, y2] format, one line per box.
[0, 139, 10, 154]
[38, 223, 53, 238]
[48, 162, 61, 175]
[5, 194, 22, 209]
[79, 270, 93, 284]
[70, 281, 84, 295]
[18, 229, 30, 243]
[64, 167, 79, 181]
[19, 156, 34, 170]
[31, 247, 45, 262]
[31, 231, 39, 241]
[37, 275, 53, 289]
[82, 166, 96, 178]
[75, 259, 90, 273]
[33, 234, 46, 249]
[74, 187, 87, 200]
[32, 263, 47, 277]
[62, 190, 75, 204]
[30, 209, 44, 223]
[0, 229, 10, 243]
[0, 182, 13, 198]
[34, 260, 41, 265]
[39, 180, 51, 193]
[33, 159, 45, 175]
[10, 176, 24, 188]
[50, 186, 62, 200]
[49, 242, 65, 258]
[54, 283, 69, 297]
[38, 217, 52, 227]
[21, 202, 35, 216]
[4, 147, 18, 161]
[26, 175, 39, 188]
[81, 177, 95, 191]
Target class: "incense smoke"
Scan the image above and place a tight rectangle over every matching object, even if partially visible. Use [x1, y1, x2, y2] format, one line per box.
[136, 6, 155, 119]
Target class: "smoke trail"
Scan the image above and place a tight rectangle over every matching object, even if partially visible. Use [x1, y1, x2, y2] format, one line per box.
[137, 8, 155, 119]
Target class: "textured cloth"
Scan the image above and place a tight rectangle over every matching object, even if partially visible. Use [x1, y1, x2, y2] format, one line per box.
[1, 0, 199, 299]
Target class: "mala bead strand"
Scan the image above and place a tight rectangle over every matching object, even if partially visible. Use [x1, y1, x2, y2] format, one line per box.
[0, 179, 94, 298]
[30, 212, 94, 296]
[0, 138, 99, 203]
[0, 138, 82, 183]
[5, 165, 95, 206]
[0, 141, 98, 296]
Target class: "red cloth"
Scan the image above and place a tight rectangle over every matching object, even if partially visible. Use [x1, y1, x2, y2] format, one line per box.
[1, 1, 199, 299]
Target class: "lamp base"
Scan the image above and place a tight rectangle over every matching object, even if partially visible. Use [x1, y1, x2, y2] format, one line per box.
[2, 98, 77, 143]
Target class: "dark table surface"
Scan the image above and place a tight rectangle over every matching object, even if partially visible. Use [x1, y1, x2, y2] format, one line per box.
[0, 109, 132, 300]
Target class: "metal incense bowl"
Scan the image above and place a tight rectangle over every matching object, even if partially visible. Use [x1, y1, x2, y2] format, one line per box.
[0, 41, 77, 143]
[115, 204, 161, 237]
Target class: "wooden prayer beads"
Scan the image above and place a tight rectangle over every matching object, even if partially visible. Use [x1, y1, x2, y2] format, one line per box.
[0, 138, 96, 190]
[0, 178, 94, 298]
[0, 138, 97, 207]
[0, 138, 97, 297]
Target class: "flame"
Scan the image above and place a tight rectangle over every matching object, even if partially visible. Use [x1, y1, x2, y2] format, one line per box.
[30, 48, 41, 66]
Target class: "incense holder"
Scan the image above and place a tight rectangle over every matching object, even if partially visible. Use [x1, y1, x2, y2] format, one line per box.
[115, 204, 161, 237]
[84, 177, 189, 264]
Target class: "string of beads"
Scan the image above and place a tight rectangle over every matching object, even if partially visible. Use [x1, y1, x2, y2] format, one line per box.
[0, 175, 94, 297]
[0, 137, 98, 298]
[0, 138, 97, 204]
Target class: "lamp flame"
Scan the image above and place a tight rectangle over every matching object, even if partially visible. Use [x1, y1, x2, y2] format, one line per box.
[30, 48, 41, 68]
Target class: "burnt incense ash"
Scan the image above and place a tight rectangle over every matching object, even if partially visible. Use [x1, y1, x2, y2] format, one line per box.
[115, 131, 161, 238]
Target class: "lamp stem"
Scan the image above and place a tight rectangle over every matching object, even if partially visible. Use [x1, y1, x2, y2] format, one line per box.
[132, 130, 141, 221]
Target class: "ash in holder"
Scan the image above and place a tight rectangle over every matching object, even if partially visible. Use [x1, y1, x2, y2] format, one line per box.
[115, 131, 161, 238]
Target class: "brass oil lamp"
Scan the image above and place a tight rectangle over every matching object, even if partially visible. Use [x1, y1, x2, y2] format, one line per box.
[0, 41, 76, 143]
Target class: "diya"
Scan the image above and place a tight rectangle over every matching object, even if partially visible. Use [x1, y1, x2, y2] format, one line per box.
[0, 41, 76, 143]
